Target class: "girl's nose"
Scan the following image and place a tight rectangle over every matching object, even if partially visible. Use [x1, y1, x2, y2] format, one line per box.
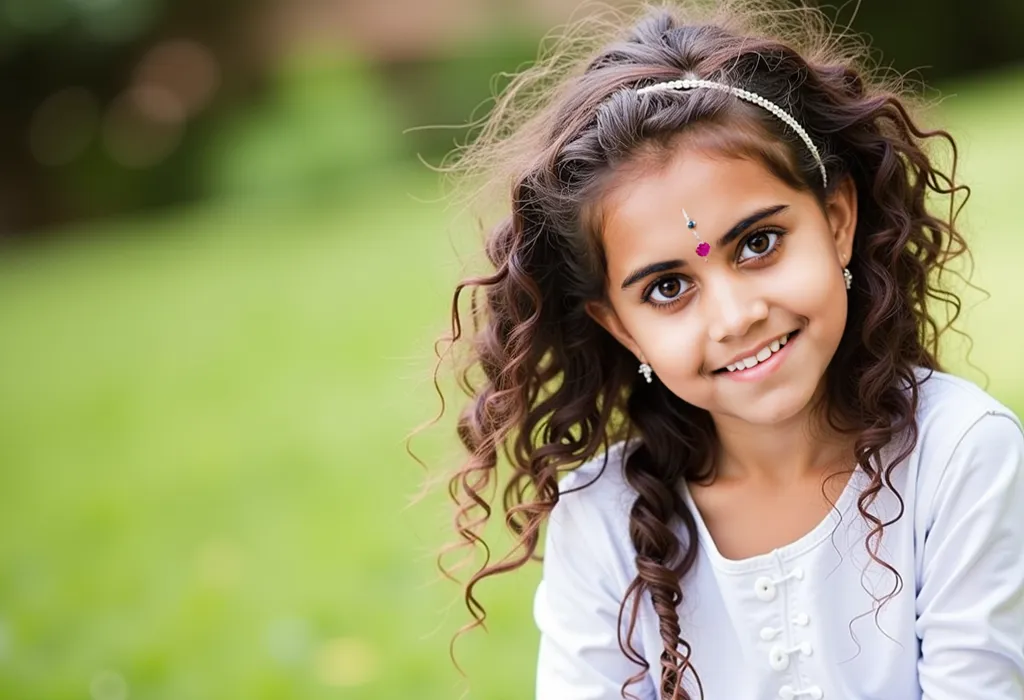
[706, 281, 769, 343]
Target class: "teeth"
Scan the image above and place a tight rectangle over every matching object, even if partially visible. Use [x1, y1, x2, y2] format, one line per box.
[724, 332, 792, 372]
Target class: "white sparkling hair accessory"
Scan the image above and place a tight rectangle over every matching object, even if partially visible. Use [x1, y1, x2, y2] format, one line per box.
[636, 78, 828, 188]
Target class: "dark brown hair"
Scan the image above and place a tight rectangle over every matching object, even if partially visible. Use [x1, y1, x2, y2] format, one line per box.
[423, 1, 969, 697]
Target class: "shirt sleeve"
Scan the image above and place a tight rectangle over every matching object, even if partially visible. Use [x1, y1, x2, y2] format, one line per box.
[916, 410, 1024, 699]
[534, 493, 656, 700]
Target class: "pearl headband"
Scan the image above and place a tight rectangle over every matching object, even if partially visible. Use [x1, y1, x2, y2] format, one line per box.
[636, 78, 828, 188]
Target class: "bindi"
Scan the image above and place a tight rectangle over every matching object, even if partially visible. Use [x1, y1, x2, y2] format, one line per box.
[682, 207, 711, 259]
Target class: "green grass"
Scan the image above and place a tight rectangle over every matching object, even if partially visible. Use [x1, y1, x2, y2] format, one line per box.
[1, 68, 1023, 699]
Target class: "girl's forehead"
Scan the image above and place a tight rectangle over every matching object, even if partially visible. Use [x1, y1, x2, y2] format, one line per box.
[599, 150, 795, 244]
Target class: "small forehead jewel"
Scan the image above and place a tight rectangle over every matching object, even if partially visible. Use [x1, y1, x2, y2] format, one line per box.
[681, 208, 710, 259]
[636, 78, 828, 188]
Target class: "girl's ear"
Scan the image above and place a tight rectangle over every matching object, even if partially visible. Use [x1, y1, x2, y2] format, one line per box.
[825, 175, 858, 265]
[584, 300, 643, 359]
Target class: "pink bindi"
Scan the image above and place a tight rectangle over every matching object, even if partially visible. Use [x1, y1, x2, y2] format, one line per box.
[682, 208, 710, 259]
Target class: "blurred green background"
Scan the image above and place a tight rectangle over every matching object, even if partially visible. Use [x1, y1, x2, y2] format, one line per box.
[1, 1, 1023, 698]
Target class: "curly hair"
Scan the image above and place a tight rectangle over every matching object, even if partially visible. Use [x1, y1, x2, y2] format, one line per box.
[423, 1, 970, 698]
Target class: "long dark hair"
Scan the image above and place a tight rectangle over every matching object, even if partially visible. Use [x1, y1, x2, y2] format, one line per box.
[423, 1, 969, 697]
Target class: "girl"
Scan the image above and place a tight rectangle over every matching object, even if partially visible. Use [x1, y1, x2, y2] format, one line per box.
[432, 1, 1024, 698]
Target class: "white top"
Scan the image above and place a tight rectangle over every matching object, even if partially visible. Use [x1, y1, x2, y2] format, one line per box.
[533, 369, 1024, 700]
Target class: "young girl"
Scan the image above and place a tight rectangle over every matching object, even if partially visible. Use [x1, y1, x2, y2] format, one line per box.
[432, 1, 1024, 698]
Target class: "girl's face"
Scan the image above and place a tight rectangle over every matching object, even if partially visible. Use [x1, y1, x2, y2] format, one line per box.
[586, 146, 857, 427]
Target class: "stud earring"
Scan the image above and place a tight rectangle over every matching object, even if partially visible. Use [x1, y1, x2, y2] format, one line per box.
[638, 362, 653, 384]
[843, 267, 853, 290]
[682, 208, 710, 260]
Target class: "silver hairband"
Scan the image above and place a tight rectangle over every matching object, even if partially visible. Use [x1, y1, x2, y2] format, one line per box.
[636, 78, 827, 188]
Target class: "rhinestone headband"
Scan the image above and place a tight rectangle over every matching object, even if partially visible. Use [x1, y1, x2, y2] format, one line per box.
[636, 78, 827, 188]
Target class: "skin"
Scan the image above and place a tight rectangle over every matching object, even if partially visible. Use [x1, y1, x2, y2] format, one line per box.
[584, 144, 860, 558]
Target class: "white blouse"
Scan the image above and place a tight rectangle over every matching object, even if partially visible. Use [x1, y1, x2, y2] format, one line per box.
[533, 369, 1024, 700]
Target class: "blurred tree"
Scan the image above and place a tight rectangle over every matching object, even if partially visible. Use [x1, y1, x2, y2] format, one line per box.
[0, 0, 254, 236]
[812, 0, 1024, 78]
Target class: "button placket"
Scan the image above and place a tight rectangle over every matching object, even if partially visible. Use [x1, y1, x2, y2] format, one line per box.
[753, 564, 822, 699]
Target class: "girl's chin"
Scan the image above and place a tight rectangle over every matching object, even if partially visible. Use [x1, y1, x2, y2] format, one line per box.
[709, 386, 819, 426]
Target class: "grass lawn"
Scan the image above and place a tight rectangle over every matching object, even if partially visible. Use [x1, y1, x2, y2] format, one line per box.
[0, 67, 1022, 699]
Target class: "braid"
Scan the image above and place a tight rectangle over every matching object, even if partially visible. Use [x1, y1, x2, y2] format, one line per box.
[618, 386, 715, 699]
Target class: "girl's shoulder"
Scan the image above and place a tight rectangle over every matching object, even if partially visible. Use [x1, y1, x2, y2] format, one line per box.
[543, 442, 645, 587]
[912, 366, 1022, 444]
[554, 440, 638, 518]
[910, 367, 1024, 506]
[548, 441, 642, 553]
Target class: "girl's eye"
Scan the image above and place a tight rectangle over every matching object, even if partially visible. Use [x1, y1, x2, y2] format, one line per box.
[738, 230, 782, 261]
[644, 275, 692, 305]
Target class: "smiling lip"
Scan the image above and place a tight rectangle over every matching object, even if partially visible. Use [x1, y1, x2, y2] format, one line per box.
[717, 332, 793, 372]
[717, 330, 799, 382]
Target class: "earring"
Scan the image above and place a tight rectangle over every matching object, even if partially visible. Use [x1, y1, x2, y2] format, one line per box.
[638, 362, 653, 384]
[843, 267, 853, 290]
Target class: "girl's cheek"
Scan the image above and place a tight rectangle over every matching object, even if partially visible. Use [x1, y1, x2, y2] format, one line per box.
[645, 319, 704, 372]
[779, 247, 837, 304]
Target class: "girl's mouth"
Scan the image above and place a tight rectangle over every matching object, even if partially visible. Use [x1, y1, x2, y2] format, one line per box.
[713, 330, 800, 381]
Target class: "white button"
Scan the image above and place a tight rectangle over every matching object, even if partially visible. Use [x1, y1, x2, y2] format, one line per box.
[768, 645, 790, 670]
[760, 626, 782, 641]
[808, 687, 824, 699]
[754, 576, 777, 601]
[778, 686, 796, 700]
[793, 613, 810, 626]
[799, 641, 813, 657]
[791, 566, 805, 580]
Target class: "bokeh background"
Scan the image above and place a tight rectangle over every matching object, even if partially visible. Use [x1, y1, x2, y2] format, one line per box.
[1, 0, 1022, 698]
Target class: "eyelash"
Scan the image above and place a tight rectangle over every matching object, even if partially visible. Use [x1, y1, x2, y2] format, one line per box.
[640, 227, 787, 309]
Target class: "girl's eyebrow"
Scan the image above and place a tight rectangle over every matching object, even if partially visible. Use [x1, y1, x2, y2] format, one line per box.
[619, 203, 790, 290]
[715, 204, 789, 248]
[621, 259, 685, 289]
